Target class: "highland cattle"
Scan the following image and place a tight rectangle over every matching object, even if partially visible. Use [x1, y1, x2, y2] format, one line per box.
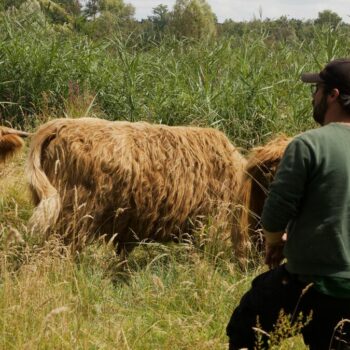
[231, 135, 292, 264]
[26, 118, 247, 258]
[0, 126, 29, 164]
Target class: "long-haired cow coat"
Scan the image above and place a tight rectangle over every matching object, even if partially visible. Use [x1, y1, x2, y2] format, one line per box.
[27, 118, 247, 256]
[0, 126, 29, 164]
[231, 135, 292, 263]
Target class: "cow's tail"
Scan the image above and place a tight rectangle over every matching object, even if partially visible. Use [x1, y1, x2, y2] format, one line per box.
[0, 127, 30, 164]
[26, 121, 62, 234]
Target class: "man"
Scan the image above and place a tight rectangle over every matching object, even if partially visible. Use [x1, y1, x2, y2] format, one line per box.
[226, 58, 350, 350]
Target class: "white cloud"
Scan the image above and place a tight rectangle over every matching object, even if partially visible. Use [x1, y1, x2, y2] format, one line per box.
[128, 0, 350, 23]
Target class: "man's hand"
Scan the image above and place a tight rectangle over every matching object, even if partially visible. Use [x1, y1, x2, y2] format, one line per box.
[263, 229, 287, 269]
[265, 241, 285, 269]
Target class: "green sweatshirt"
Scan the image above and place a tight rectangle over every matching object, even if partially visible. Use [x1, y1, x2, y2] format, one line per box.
[261, 123, 350, 296]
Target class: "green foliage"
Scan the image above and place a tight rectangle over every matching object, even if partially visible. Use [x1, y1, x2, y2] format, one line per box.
[146, 3, 170, 40]
[81, 0, 135, 38]
[2, 0, 79, 25]
[84, 0, 99, 19]
[169, 0, 217, 39]
[99, 0, 134, 17]
[54, 0, 81, 16]
[39, 0, 72, 24]
[83, 0, 134, 21]
[1, 6, 350, 147]
[148, 4, 169, 31]
[0, 0, 26, 11]
[315, 9, 342, 28]
[4, 0, 75, 25]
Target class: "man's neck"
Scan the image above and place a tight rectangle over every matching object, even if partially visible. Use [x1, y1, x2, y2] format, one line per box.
[324, 107, 350, 125]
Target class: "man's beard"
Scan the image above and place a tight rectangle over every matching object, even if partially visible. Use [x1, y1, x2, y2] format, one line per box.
[313, 93, 328, 125]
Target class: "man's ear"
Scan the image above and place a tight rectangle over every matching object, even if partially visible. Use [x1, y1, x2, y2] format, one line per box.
[329, 88, 340, 100]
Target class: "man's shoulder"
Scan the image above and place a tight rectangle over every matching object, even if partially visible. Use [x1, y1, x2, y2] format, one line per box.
[284, 126, 333, 155]
[291, 124, 350, 156]
[295, 124, 339, 143]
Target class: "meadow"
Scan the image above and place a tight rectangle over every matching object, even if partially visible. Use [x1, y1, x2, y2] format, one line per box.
[1, 153, 306, 349]
[1, 8, 350, 349]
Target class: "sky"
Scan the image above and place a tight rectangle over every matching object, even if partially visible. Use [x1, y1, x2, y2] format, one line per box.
[128, 0, 350, 24]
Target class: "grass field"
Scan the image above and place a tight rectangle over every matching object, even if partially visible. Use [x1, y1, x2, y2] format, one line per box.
[2, 8, 350, 349]
[0, 149, 309, 350]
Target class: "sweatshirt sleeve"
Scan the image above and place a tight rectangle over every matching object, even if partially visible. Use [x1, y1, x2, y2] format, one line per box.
[261, 137, 313, 232]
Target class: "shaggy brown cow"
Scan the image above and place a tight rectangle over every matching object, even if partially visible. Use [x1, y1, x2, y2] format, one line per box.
[27, 118, 247, 257]
[231, 135, 292, 264]
[0, 126, 29, 164]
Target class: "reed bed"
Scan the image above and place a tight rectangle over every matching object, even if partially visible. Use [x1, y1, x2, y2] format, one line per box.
[1, 11, 350, 146]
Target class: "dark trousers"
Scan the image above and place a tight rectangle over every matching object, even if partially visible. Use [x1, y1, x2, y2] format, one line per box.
[226, 264, 350, 350]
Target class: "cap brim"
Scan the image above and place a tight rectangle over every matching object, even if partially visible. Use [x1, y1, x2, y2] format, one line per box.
[301, 73, 323, 83]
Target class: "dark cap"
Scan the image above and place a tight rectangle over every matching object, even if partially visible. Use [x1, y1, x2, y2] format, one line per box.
[301, 58, 350, 94]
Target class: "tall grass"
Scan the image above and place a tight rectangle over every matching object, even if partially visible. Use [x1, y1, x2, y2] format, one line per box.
[0, 238, 248, 349]
[1, 10, 350, 146]
[0, 154, 308, 349]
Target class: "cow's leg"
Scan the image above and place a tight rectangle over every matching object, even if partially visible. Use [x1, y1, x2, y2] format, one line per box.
[116, 241, 136, 269]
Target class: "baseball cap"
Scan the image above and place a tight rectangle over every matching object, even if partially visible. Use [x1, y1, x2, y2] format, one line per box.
[301, 58, 350, 94]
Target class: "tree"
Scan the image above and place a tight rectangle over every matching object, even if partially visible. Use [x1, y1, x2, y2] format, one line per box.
[269, 16, 297, 42]
[169, 0, 217, 39]
[148, 4, 169, 32]
[4, 0, 73, 25]
[54, 0, 81, 16]
[84, 0, 99, 19]
[84, 0, 134, 20]
[219, 19, 246, 37]
[36, 0, 73, 24]
[99, 0, 134, 18]
[82, 0, 135, 38]
[314, 10, 342, 28]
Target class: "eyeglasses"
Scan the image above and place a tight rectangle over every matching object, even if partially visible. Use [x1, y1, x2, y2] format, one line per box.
[310, 84, 319, 95]
[310, 83, 325, 95]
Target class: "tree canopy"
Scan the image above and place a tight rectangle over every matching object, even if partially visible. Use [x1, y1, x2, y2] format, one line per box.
[315, 10, 342, 28]
[169, 0, 217, 39]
